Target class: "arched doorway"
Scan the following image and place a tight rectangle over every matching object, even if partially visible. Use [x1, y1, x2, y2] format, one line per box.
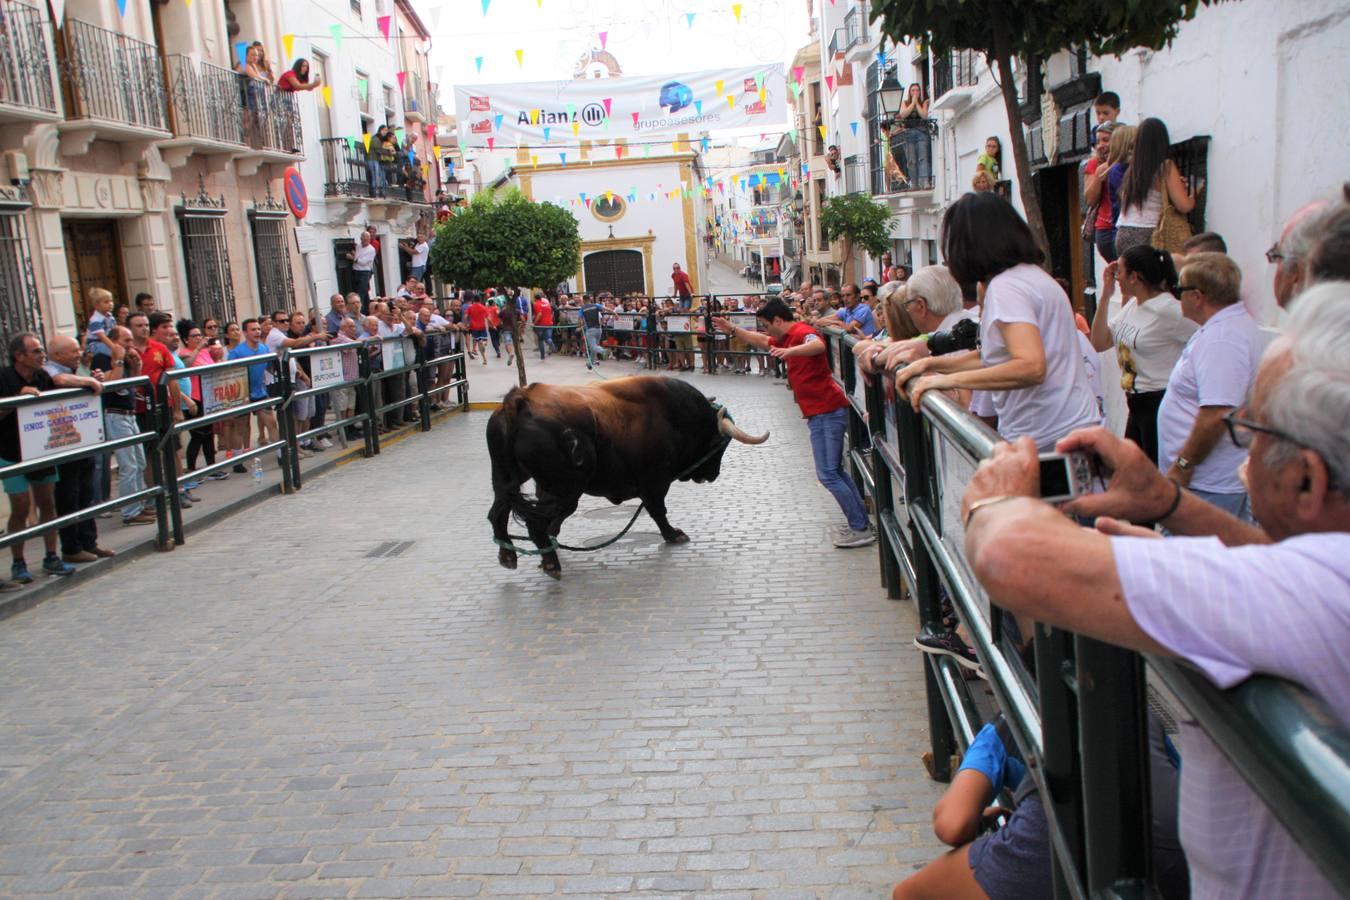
[583, 249, 645, 296]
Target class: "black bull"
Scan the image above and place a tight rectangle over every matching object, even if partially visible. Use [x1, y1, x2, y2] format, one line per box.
[487, 376, 768, 578]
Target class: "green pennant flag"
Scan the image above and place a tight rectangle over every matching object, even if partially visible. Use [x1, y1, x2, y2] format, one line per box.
[357, 78, 369, 102]
[329, 23, 343, 52]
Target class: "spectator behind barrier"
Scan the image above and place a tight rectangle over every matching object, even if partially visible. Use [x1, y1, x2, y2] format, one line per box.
[895, 192, 1101, 451]
[870, 265, 969, 374]
[1159, 253, 1272, 517]
[960, 283, 1350, 898]
[1304, 183, 1350, 286]
[1089, 244, 1195, 466]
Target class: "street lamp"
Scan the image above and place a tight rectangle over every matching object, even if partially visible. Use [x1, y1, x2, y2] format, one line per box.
[875, 64, 905, 132]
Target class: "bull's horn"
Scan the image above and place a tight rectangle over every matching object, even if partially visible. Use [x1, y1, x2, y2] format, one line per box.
[718, 407, 769, 445]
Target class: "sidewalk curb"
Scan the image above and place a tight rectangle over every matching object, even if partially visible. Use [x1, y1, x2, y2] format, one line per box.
[0, 406, 468, 624]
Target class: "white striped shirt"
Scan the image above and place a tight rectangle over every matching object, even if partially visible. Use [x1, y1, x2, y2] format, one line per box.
[1112, 532, 1349, 899]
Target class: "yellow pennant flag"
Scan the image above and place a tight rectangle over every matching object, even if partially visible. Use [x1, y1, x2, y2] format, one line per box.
[322, 85, 332, 107]
[758, 88, 766, 104]
[433, 145, 443, 159]
[605, 191, 613, 202]
[281, 33, 294, 60]
[362, 133, 372, 152]
[672, 141, 680, 153]
[817, 124, 826, 139]
[529, 109, 541, 125]
[515, 48, 524, 67]
[726, 95, 736, 109]
[531, 155, 539, 168]
[732, 3, 742, 22]
[715, 79, 724, 95]
[571, 122, 580, 135]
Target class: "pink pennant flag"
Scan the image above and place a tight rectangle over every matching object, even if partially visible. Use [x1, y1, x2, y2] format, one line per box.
[825, 74, 835, 92]
[487, 138, 495, 150]
[377, 15, 391, 41]
[792, 65, 804, 84]
[599, 31, 608, 49]
[396, 71, 406, 92]
[602, 98, 612, 117]
[615, 146, 624, 159]
[631, 112, 639, 126]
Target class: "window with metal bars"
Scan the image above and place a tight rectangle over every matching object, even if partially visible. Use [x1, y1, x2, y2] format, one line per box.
[249, 204, 295, 316]
[0, 197, 43, 350]
[177, 189, 237, 326]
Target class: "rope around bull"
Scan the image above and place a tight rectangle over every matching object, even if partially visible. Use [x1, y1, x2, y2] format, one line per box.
[492, 410, 736, 557]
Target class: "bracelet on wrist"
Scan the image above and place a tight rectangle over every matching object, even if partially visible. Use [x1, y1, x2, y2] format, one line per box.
[963, 494, 1021, 530]
[1143, 478, 1185, 528]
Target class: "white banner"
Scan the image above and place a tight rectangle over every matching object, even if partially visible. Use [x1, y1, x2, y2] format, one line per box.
[308, 347, 354, 391]
[18, 394, 104, 463]
[455, 64, 787, 147]
[202, 369, 250, 415]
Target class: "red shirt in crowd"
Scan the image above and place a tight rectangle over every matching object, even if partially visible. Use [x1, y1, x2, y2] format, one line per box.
[465, 302, 490, 331]
[136, 338, 176, 413]
[771, 322, 847, 417]
[533, 299, 554, 326]
[486, 304, 500, 328]
[672, 269, 693, 297]
[1086, 157, 1113, 231]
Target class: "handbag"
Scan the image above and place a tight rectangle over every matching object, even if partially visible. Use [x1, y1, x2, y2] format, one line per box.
[1081, 199, 1099, 242]
[1151, 189, 1193, 253]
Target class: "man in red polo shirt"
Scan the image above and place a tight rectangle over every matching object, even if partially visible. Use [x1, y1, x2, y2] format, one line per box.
[713, 298, 874, 547]
[532, 293, 555, 359]
[463, 292, 491, 365]
[671, 262, 694, 310]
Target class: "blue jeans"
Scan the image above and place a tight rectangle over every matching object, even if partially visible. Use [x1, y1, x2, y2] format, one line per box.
[535, 326, 553, 359]
[367, 158, 386, 195]
[807, 407, 868, 531]
[1191, 488, 1252, 522]
[584, 326, 604, 362]
[105, 412, 146, 520]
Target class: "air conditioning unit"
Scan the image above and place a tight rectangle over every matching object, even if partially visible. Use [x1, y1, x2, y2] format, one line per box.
[5, 151, 30, 186]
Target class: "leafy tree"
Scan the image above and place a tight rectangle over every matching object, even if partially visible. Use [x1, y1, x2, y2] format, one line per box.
[820, 193, 894, 284]
[429, 188, 580, 291]
[871, 0, 1227, 254]
[428, 188, 580, 385]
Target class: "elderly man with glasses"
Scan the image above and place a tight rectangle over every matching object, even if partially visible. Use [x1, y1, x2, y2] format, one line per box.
[958, 283, 1350, 899]
[1156, 253, 1272, 517]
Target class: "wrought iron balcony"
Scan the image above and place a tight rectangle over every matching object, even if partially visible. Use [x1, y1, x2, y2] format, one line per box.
[403, 72, 431, 123]
[932, 50, 979, 111]
[874, 117, 938, 195]
[843, 7, 867, 49]
[321, 136, 372, 198]
[0, 0, 60, 122]
[61, 17, 168, 136]
[164, 55, 245, 149]
[242, 77, 302, 156]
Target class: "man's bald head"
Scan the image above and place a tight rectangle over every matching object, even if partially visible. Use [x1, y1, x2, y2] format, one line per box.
[1274, 199, 1335, 308]
[47, 334, 81, 370]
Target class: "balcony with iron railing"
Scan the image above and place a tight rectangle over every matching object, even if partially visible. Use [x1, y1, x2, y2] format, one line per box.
[321, 136, 430, 205]
[932, 49, 980, 112]
[843, 7, 867, 51]
[872, 117, 938, 195]
[160, 55, 246, 164]
[60, 17, 169, 143]
[404, 71, 431, 123]
[0, 0, 61, 122]
[843, 154, 867, 195]
[242, 77, 302, 157]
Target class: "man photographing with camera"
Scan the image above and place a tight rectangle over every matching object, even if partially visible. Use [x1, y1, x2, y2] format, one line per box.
[712, 299, 874, 548]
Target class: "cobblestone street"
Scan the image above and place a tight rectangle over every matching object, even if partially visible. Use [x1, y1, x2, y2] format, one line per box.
[0, 372, 945, 899]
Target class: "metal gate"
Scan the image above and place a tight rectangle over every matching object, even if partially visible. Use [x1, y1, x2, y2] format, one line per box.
[583, 249, 644, 296]
[249, 194, 295, 317]
[0, 188, 43, 350]
[177, 180, 237, 325]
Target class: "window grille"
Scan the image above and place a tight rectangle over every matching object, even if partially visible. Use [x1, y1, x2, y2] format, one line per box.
[249, 191, 295, 316]
[176, 178, 237, 325]
[0, 187, 43, 350]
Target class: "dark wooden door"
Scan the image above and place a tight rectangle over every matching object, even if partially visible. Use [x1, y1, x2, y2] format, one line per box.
[583, 249, 644, 296]
[63, 219, 126, 331]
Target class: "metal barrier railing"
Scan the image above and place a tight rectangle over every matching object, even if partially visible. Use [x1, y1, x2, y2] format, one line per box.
[0, 376, 172, 553]
[135, 334, 470, 546]
[815, 326, 1350, 898]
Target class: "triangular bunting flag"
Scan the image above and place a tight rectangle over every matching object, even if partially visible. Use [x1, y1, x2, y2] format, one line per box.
[850, 121, 858, 135]
[694, 100, 702, 116]
[715, 79, 724, 95]
[321, 85, 332, 107]
[362, 133, 372, 152]
[571, 122, 580, 135]
[475, 56, 484, 73]
[281, 34, 294, 60]
[487, 137, 495, 150]
[493, 113, 504, 130]
[515, 49, 524, 67]
[615, 146, 624, 159]
[726, 95, 735, 109]
[825, 74, 835, 92]
[599, 31, 608, 49]
[632, 112, 640, 126]
[602, 98, 612, 116]
[542, 126, 551, 141]
[377, 15, 391, 41]
[732, 3, 742, 22]
[529, 109, 541, 125]
[234, 41, 249, 68]
[531, 155, 539, 168]
[817, 125, 827, 139]
[329, 23, 343, 51]
[792, 65, 804, 83]
[396, 71, 407, 92]
[116, 0, 128, 14]
[685, 12, 695, 26]
[482, 0, 491, 12]
[560, 153, 567, 166]
[357, 78, 368, 101]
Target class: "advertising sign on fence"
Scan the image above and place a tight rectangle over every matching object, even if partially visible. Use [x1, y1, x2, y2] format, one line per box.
[18, 394, 105, 462]
[202, 369, 250, 415]
[381, 338, 413, 371]
[455, 64, 787, 147]
[308, 347, 352, 391]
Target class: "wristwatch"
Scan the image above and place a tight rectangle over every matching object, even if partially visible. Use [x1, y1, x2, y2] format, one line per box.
[1175, 456, 1193, 472]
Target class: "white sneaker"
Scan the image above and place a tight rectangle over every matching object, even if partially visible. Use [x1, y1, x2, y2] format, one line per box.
[833, 527, 876, 548]
[316, 437, 334, 450]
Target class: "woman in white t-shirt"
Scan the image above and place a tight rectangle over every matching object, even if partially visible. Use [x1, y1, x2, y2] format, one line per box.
[895, 193, 1101, 450]
[1089, 243, 1196, 464]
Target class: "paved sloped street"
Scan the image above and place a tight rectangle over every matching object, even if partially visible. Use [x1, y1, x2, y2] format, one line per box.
[0, 371, 945, 899]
